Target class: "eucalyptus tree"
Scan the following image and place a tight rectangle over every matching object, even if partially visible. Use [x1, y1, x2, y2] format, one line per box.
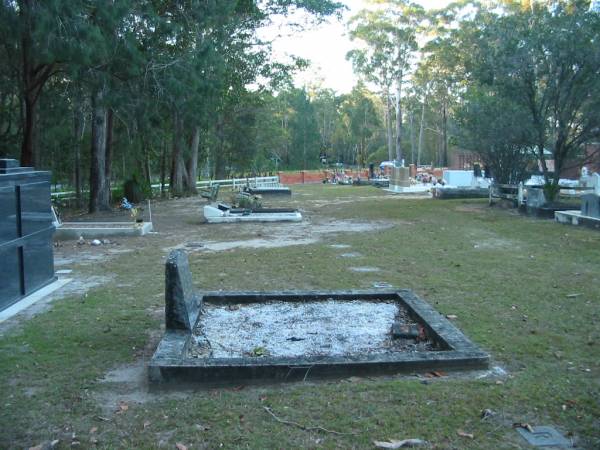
[347, 0, 424, 164]
[287, 87, 320, 169]
[455, 86, 534, 184]
[446, 1, 600, 196]
[337, 85, 382, 167]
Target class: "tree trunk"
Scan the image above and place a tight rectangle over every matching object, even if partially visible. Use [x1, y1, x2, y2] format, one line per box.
[214, 116, 225, 179]
[21, 95, 36, 167]
[409, 110, 416, 165]
[73, 100, 85, 208]
[169, 110, 185, 196]
[185, 125, 200, 194]
[417, 100, 426, 166]
[19, 1, 55, 167]
[385, 90, 393, 162]
[160, 137, 166, 197]
[143, 143, 152, 186]
[441, 101, 448, 167]
[104, 108, 114, 203]
[89, 87, 110, 213]
[395, 75, 403, 164]
[538, 136, 549, 183]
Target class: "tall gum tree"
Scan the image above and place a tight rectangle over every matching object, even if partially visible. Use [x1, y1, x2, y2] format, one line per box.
[347, 0, 423, 165]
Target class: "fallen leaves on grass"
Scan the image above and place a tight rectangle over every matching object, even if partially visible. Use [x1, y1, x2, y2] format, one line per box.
[513, 423, 534, 433]
[457, 430, 474, 439]
[116, 401, 129, 414]
[425, 371, 446, 378]
[373, 438, 427, 448]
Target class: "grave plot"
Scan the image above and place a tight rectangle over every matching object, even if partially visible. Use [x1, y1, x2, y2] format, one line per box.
[150, 250, 489, 384]
[52, 204, 153, 240]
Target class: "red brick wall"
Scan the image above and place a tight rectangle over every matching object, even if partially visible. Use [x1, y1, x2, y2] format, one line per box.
[561, 143, 600, 178]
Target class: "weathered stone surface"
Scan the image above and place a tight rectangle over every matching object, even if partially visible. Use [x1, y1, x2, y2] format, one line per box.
[165, 250, 201, 331]
[581, 193, 600, 218]
[150, 289, 490, 384]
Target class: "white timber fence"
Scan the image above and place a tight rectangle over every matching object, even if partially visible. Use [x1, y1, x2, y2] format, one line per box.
[51, 176, 281, 201]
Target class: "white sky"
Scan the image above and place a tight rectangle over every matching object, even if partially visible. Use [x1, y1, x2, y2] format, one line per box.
[259, 0, 453, 94]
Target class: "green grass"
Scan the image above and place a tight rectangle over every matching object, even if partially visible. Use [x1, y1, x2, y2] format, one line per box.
[1, 185, 599, 449]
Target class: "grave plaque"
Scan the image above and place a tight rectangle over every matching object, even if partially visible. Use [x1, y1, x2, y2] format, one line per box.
[0, 159, 56, 312]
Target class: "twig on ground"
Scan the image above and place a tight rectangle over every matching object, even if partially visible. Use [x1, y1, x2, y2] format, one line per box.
[263, 406, 354, 436]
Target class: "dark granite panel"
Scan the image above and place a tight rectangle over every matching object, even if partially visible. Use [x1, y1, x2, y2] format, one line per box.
[0, 186, 18, 244]
[0, 162, 55, 311]
[0, 159, 19, 169]
[20, 181, 52, 235]
[23, 231, 55, 295]
[0, 246, 23, 310]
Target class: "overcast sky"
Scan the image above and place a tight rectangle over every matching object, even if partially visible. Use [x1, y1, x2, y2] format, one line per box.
[259, 0, 453, 93]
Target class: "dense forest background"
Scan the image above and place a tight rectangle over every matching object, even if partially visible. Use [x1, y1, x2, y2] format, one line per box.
[1, 0, 599, 210]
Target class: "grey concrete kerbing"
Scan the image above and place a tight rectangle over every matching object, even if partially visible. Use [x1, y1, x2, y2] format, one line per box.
[150, 257, 490, 384]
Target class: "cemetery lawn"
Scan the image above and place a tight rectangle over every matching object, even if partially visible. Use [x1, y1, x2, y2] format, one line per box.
[1, 184, 599, 449]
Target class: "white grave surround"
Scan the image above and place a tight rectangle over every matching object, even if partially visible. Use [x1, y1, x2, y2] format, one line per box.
[52, 206, 154, 239]
[203, 204, 302, 223]
[383, 184, 431, 194]
[555, 172, 600, 226]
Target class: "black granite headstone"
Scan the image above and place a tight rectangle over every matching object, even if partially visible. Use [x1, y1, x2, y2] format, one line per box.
[581, 193, 600, 218]
[165, 250, 201, 331]
[0, 159, 56, 311]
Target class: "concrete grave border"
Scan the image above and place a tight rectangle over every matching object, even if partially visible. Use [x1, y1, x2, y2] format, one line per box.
[149, 250, 489, 384]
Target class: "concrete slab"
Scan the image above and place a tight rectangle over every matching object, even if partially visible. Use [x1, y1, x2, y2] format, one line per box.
[555, 210, 600, 230]
[55, 221, 153, 239]
[516, 426, 571, 448]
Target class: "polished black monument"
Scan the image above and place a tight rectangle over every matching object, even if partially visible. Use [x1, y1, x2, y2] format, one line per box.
[0, 159, 56, 312]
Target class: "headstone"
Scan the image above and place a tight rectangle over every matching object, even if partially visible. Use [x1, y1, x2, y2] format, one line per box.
[442, 170, 474, 187]
[527, 187, 546, 208]
[0, 159, 55, 312]
[165, 249, 201, 331]
[390, 167, 410, 187]
[581, 193, 600, 218]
